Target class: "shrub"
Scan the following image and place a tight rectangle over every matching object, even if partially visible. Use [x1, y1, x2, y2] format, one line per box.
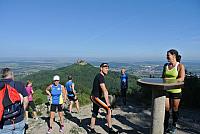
[77, 93, 91, 106]
[33, 89, 48, 105]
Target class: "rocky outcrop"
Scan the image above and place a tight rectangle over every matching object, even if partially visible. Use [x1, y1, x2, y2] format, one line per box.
[25, 99, 200, 134]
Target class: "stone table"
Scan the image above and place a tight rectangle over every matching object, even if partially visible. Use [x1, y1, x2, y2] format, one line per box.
[137, 78, 184, 134]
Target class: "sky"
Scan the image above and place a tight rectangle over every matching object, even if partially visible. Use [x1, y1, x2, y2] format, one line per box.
[0, 0, 200, 61]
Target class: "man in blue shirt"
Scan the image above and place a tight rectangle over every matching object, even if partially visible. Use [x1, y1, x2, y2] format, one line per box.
[120, 68, 128, 105]
[65, 75, 79, 113]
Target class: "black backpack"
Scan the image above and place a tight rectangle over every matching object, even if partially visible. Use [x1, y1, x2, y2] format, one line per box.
[0, 81, 22, 121]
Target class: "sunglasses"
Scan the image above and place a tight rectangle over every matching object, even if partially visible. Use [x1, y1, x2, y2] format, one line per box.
[102, 65, 109, 68]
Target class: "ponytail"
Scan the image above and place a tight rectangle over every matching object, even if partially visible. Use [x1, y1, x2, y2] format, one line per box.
[167, 49, 181, 62]
[177, 55, 181, 62]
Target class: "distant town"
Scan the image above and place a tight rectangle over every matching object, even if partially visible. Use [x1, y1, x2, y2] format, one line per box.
[0, 58, 200, 78]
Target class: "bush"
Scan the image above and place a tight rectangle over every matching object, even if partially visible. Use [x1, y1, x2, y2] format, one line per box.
[77, 93, 91, 106]
[33, 89, 48, 105]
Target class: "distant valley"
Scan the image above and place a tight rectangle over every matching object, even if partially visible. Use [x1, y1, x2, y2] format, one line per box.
[0, 58, 200, 78]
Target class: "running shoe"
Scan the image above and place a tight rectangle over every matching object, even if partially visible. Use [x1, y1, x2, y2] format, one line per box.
[47, 127, 52, 134]
[59, 125, 64, 133]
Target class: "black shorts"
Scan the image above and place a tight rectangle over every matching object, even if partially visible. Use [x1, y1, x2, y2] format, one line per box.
[68, 96, 78, 102]
[90, 96, 110, 118]
[165, 92, 182, 99]
[26, 101, 36, 111]
[50, 104, 63, 112]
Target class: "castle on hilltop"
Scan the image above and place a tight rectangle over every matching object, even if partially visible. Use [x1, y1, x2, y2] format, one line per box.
[76, 59, 87, 65]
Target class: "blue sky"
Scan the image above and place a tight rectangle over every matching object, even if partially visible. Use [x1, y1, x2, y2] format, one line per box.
[0, 0, 199, 61]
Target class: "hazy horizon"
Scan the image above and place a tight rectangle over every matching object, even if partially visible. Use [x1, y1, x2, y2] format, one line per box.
[1, 56, 200, 63]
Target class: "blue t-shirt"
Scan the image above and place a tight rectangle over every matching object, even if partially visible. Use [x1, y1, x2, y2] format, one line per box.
[120, 73, 128, 89]
[65, 81, 74, 97]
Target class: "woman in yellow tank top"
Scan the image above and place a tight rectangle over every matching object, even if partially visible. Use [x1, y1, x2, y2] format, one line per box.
[162, 49, 185, 134]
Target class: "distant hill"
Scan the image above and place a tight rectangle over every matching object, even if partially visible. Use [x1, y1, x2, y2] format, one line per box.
[17, 62, 200, 109]
[18, 63, 139, 95]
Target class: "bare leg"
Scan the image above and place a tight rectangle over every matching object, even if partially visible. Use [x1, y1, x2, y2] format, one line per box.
[90, 117, 96, 129]
[25, 111, 29, 121]
[165, 98, 170, 111]
[75, 100, 80, 113]
[58, 111, 64, 126]
[172, 99, 180, 111]
[33, 111, 38, 119]
[106, 109, 112, 128]
[50, 111, 55, 128]
[69, 101, 73, 113]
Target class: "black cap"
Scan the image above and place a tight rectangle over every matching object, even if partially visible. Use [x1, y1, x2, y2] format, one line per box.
[100, 63, 109, 68]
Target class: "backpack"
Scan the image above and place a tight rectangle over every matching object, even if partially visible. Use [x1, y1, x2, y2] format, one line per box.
[0, 81, 22, 121]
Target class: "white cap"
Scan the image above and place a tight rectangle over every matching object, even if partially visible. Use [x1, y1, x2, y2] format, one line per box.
[53, 75, 60, 81]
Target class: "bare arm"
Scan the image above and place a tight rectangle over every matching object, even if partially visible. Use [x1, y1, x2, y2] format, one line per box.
[46, 85, 52, 97]
[72, 83, 78, 99]
[162, 63, 167, 78]
[100, 83, 110, 106]
[23, 96, 29, 110]
[62, 85, 67, 103]
[177, 63, 185, 82]
[72, 83, 76, 94]
[31, 88, 34, 94]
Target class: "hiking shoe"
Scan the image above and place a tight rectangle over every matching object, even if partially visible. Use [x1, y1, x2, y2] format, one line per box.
[109, 128, 119, 134]
[59, 125, 64, 133]
[164, 128, 170, 134]
[47, 127, 52, 134]
[170, 126, 177, 134]
[90, 128, 97, 134]
[34, 117, 38, 120]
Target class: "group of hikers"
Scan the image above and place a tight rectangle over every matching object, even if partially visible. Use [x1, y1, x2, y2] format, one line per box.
[0, 49, 185, 134]
[45, 62, 124, 134]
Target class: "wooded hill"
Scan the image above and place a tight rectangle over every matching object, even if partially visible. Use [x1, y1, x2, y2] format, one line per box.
[17, 63, 200, 109]
[18, 63, 140, 105]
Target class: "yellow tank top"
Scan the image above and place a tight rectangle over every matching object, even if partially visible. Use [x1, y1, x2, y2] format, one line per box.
[164, 62, 181, 93]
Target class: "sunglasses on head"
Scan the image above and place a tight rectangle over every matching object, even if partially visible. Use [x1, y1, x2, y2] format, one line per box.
[102, 65, 109, 68]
